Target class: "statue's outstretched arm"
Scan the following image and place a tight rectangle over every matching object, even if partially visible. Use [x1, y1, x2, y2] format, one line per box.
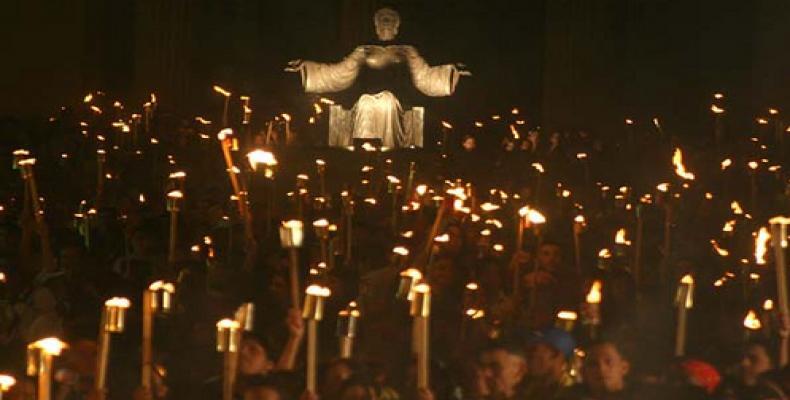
[286, 47, 365, 94]
[405, 46, 471, 97]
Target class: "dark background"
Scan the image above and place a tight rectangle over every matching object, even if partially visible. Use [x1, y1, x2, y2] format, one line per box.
[2, 0, 789, 137]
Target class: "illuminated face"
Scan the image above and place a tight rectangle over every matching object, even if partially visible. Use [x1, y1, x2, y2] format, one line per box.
[741, 343, 772, 385]
[239, 338, 273, 375]
[527, 343, 564, 379]
[583, 343, 630, 394]
[537, 243, 562, 272]
[374, 8, 400, 41]
[479, 349, 527, 396]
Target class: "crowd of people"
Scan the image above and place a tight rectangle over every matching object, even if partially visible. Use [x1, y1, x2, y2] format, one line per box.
[0, 90, 789, 400]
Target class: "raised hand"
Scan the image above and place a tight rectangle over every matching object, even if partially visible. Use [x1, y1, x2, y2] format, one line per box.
[455, 63, 473, 77]
[285, 59, 304, 72]
[286, 307, 304, 338]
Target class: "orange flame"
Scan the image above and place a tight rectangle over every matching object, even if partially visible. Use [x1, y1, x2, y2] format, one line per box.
[755, 227, 771, 265]
[672, 148, 695, 180]
[586, 281, 602, 304]
[743, 310, 762, 330]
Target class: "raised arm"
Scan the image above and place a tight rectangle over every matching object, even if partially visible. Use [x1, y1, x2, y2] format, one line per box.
[286, 47, 366, 94]
[404, 46, 471, 97]
[275, 308, 304, 371]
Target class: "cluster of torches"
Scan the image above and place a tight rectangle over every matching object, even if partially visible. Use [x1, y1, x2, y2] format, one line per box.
[4, 88, 790, 397]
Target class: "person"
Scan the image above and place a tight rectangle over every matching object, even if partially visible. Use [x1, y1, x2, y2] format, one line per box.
[561, 340, 637, 400]
[522, 327, 576, 399]
[521, 241, 581, 329]
[320, 359, 358, 400]
[470, 340, 528, 400]
[719, 340, 778, 400]
[243, 375, 291, 400]
[202, 309, 303, 399]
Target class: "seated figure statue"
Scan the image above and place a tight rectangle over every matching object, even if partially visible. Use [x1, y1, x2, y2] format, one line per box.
[286, 7, 471, 149]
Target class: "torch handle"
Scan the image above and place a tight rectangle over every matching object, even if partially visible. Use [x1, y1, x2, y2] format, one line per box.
[675, 306, 688, 357]
[573, 229, 581, 276]
[344, 213, 353, 265]
[772, 224, 789, 317]
[339, 336, 353, 359]
[222, 97, 230, 128]
[634, 215, 644, 287]
[141, 292, 153, 390]
[416, 316, 430, 389]
[38, 353, 52, 400]
[96, 158, 105, 204]
[95, 330, 111, 393]
[306, 320, 318, 393]
[661, 203, 673, 284]
[168, 211, 178, 265]
[515, 220, 524, 252]
[289, 249, 301, 309]
[220, 139, 245, 217]
[222, 351, 234, 400]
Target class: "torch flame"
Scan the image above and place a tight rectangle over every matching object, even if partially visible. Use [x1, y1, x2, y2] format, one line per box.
[31, 337, 67, 356]
[393, 246, 409, 256]
[104, 297, 131, 308]
[509, 125, 520, 139]
[149, 280, 176, 293]
[434, 233, 450, 243]
[615, 228, 631, 246]
[672, 148, 695, 180]
[743, 310, 762, 330]
[764, 299, 774, 311]
[586, 280, 602, 304]
[731, 201, 744, 215]
[710, 240, 730, 256]
[305, 284, 332, 297]
[754, 227, 771, 265]
[216, 319, 240, 330]
[0, 374, 16, 390]
[217, 128, 233, 141]
[480, 202, 500, 212]
[246, 149, 278, 170]
[213, 85, 231, 97]
[557, 311, 578, 321]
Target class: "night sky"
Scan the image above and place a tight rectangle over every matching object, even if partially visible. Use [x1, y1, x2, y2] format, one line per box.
[2, 0, 788, 139]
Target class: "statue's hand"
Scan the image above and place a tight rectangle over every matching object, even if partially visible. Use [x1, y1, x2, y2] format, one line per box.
[284, 59, 304, 72]
[351, 45, 370, 60]
[455, 63, 472, 77]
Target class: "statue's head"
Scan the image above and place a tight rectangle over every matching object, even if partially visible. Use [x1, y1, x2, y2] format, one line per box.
[374, 8, 400, 41]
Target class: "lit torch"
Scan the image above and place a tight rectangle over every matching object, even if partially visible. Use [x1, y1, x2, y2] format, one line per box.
[95, 297, 131, 398]
[213, 85, 232, 127]
[675, 274, 695, 356]
[27, 337, 67, 400]
[336, 302, 360, 359]
[303, 285, 332, 393]
[410, 282, 432, 390]
[280, 220, 305, 308]
[141, 281, 174, 391]
[166, 190, 183, 265]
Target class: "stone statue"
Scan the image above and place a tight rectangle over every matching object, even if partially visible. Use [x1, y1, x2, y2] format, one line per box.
[286, 7, 471, 149]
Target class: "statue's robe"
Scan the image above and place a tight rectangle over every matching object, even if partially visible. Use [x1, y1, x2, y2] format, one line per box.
[298, 43, 460, 148]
